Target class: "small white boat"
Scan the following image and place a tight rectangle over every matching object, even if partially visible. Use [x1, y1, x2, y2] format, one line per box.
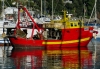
[93, 25, 100, 38]
[0, 6, 17, 57]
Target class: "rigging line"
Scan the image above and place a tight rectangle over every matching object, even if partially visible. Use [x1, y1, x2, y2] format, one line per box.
[87, 2, 96, 24]
[5, 0, 11, 7]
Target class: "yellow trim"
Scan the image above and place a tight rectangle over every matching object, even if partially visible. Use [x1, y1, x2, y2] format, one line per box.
[42, 37, 90, 44]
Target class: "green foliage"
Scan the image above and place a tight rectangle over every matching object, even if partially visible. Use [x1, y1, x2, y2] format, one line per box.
[0, 0, 100, 18]
[45, 0, 64, 15]
[97, 0, 100, 12]
[85, 0, 95, 17]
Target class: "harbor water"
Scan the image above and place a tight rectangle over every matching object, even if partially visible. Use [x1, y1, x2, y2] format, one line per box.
[88, 38, 100, 69]
[0, 38, 100, 69]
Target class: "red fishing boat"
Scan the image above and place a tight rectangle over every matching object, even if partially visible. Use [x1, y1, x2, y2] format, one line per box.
[8, 6, 95, 48]
[7, 5, 97, 69]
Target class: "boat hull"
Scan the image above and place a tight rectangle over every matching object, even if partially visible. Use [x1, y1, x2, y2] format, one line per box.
[9, 36, 92, 50]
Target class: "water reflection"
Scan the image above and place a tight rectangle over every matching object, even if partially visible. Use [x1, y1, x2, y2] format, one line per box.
[20, 55, 42, 69]
[88, 38, 100, 69]
[10, 47, 92, 69]
[1, 38, 100, 69]
[0, 57, 16, 69]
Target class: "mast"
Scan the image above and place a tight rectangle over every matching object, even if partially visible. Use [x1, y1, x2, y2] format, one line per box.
[51, 0, 53, 20]
[2, 0, 5, 21]
[95, 0, 97, 21]
[94, 0, 97, 69]
[84, 3, 86, 22]
[41, 0, 42, 16]
[87, 0, 97, 24]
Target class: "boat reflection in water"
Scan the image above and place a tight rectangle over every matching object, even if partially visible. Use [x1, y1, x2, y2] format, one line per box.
[11, 47, 92, 69]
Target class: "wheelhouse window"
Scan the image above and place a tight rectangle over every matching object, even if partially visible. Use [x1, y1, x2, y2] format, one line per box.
[71, 23, 73, 27]
[74, 23, 77, 26]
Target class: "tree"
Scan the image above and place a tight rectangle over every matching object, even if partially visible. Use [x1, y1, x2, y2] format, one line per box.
[85, 0, 95, 18]
[97, 0, 100, 19]
[46, 0, 64, 15]
[0, 0, 100, 18]
[97, 0, 100, 12]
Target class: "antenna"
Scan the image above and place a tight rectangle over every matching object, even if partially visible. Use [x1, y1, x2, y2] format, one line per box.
[95, 0, 97, 21]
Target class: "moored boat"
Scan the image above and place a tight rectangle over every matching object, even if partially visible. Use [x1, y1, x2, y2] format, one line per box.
[6, 5, 97, 69]
[7, 5, 95, 49]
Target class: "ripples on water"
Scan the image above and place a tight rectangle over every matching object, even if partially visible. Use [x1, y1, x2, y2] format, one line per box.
[0, 38, 100, 69]
[0, 57, 16, 69]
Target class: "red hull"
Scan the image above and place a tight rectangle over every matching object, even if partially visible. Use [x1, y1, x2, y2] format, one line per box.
[9, 28, 93, 49]
[9, 37, 91, 48]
